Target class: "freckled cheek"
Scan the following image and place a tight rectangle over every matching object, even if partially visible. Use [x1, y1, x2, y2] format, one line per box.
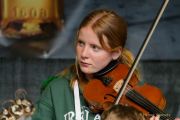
[92, 56, 111, 68]
[76, 46, 81, 58]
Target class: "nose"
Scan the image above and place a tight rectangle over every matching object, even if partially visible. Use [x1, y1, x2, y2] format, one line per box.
[81, 46, 90, 59]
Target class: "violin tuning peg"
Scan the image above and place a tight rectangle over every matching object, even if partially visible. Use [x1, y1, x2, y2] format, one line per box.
[101, 76, 112, 86]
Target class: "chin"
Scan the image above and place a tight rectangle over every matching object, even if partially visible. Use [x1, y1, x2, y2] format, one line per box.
[81, 69, 93, 74]
[80, 67, 95, 74]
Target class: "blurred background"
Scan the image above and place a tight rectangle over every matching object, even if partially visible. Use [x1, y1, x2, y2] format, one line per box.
[0, 0, 180, 117]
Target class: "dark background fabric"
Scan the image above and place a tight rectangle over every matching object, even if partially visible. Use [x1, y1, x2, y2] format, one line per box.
[0, 0, 180, 118]
[0, 58, 180, 117]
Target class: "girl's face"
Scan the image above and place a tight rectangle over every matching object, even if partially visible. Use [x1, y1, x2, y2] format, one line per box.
[76, 26, 119, 75]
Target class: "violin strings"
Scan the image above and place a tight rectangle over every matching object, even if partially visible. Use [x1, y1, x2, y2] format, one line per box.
[125, 89, 175, 120]
[127, 90, 162, 112]
[125, 87, 159, 112]
[127, 90, 174, 120]
[127, 90, 170, 120]
[127, 88, 163, 112]
[124, 86, 174, 120]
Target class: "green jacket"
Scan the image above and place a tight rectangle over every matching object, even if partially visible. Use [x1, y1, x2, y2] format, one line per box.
[32, 68, 101, 120]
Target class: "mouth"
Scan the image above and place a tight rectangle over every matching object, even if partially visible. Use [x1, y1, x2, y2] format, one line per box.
[80, 61, 91, 67]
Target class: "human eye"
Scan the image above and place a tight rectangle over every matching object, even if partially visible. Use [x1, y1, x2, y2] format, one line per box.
[77, 40, 85, 47]
[91, 44, 101, 52]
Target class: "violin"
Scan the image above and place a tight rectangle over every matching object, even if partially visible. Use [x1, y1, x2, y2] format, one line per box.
[83, 61, 174, 120]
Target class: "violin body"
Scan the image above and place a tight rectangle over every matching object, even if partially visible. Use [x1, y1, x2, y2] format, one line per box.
[83, 64, 166, 115]
[120, 83, 166, 114]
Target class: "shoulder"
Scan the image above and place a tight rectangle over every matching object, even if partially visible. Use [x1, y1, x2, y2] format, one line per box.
[40, 65, 75, 93]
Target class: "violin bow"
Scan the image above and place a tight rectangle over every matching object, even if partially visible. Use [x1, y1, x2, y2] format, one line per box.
[115, 0, 169, 105]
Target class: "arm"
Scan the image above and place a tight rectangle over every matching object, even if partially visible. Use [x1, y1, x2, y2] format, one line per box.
[31, 86, 55, 120]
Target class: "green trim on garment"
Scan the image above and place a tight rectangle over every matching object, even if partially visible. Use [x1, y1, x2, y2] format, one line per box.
[40, 76, 58, 93]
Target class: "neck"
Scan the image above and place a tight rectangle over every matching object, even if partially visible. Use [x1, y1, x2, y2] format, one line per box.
[78, 74, 94, 92]
[85, 74, 94, 80]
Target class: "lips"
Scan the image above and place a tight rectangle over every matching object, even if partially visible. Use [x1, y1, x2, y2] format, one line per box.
[80, 61, 91, 67]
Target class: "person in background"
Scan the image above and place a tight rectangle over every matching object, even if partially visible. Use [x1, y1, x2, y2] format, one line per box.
[101, 104, 146, 120]
[101, 104, 180, 120]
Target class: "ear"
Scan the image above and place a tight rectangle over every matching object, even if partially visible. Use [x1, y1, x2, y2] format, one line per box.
[111, 47, 122, 60]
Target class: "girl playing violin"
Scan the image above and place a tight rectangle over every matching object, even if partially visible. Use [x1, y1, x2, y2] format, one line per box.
[32, 9, 173, 120]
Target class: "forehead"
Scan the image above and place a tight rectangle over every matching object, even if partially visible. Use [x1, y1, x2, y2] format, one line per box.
[78, 26, 101, 45]
[78, 26, 110, 48]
